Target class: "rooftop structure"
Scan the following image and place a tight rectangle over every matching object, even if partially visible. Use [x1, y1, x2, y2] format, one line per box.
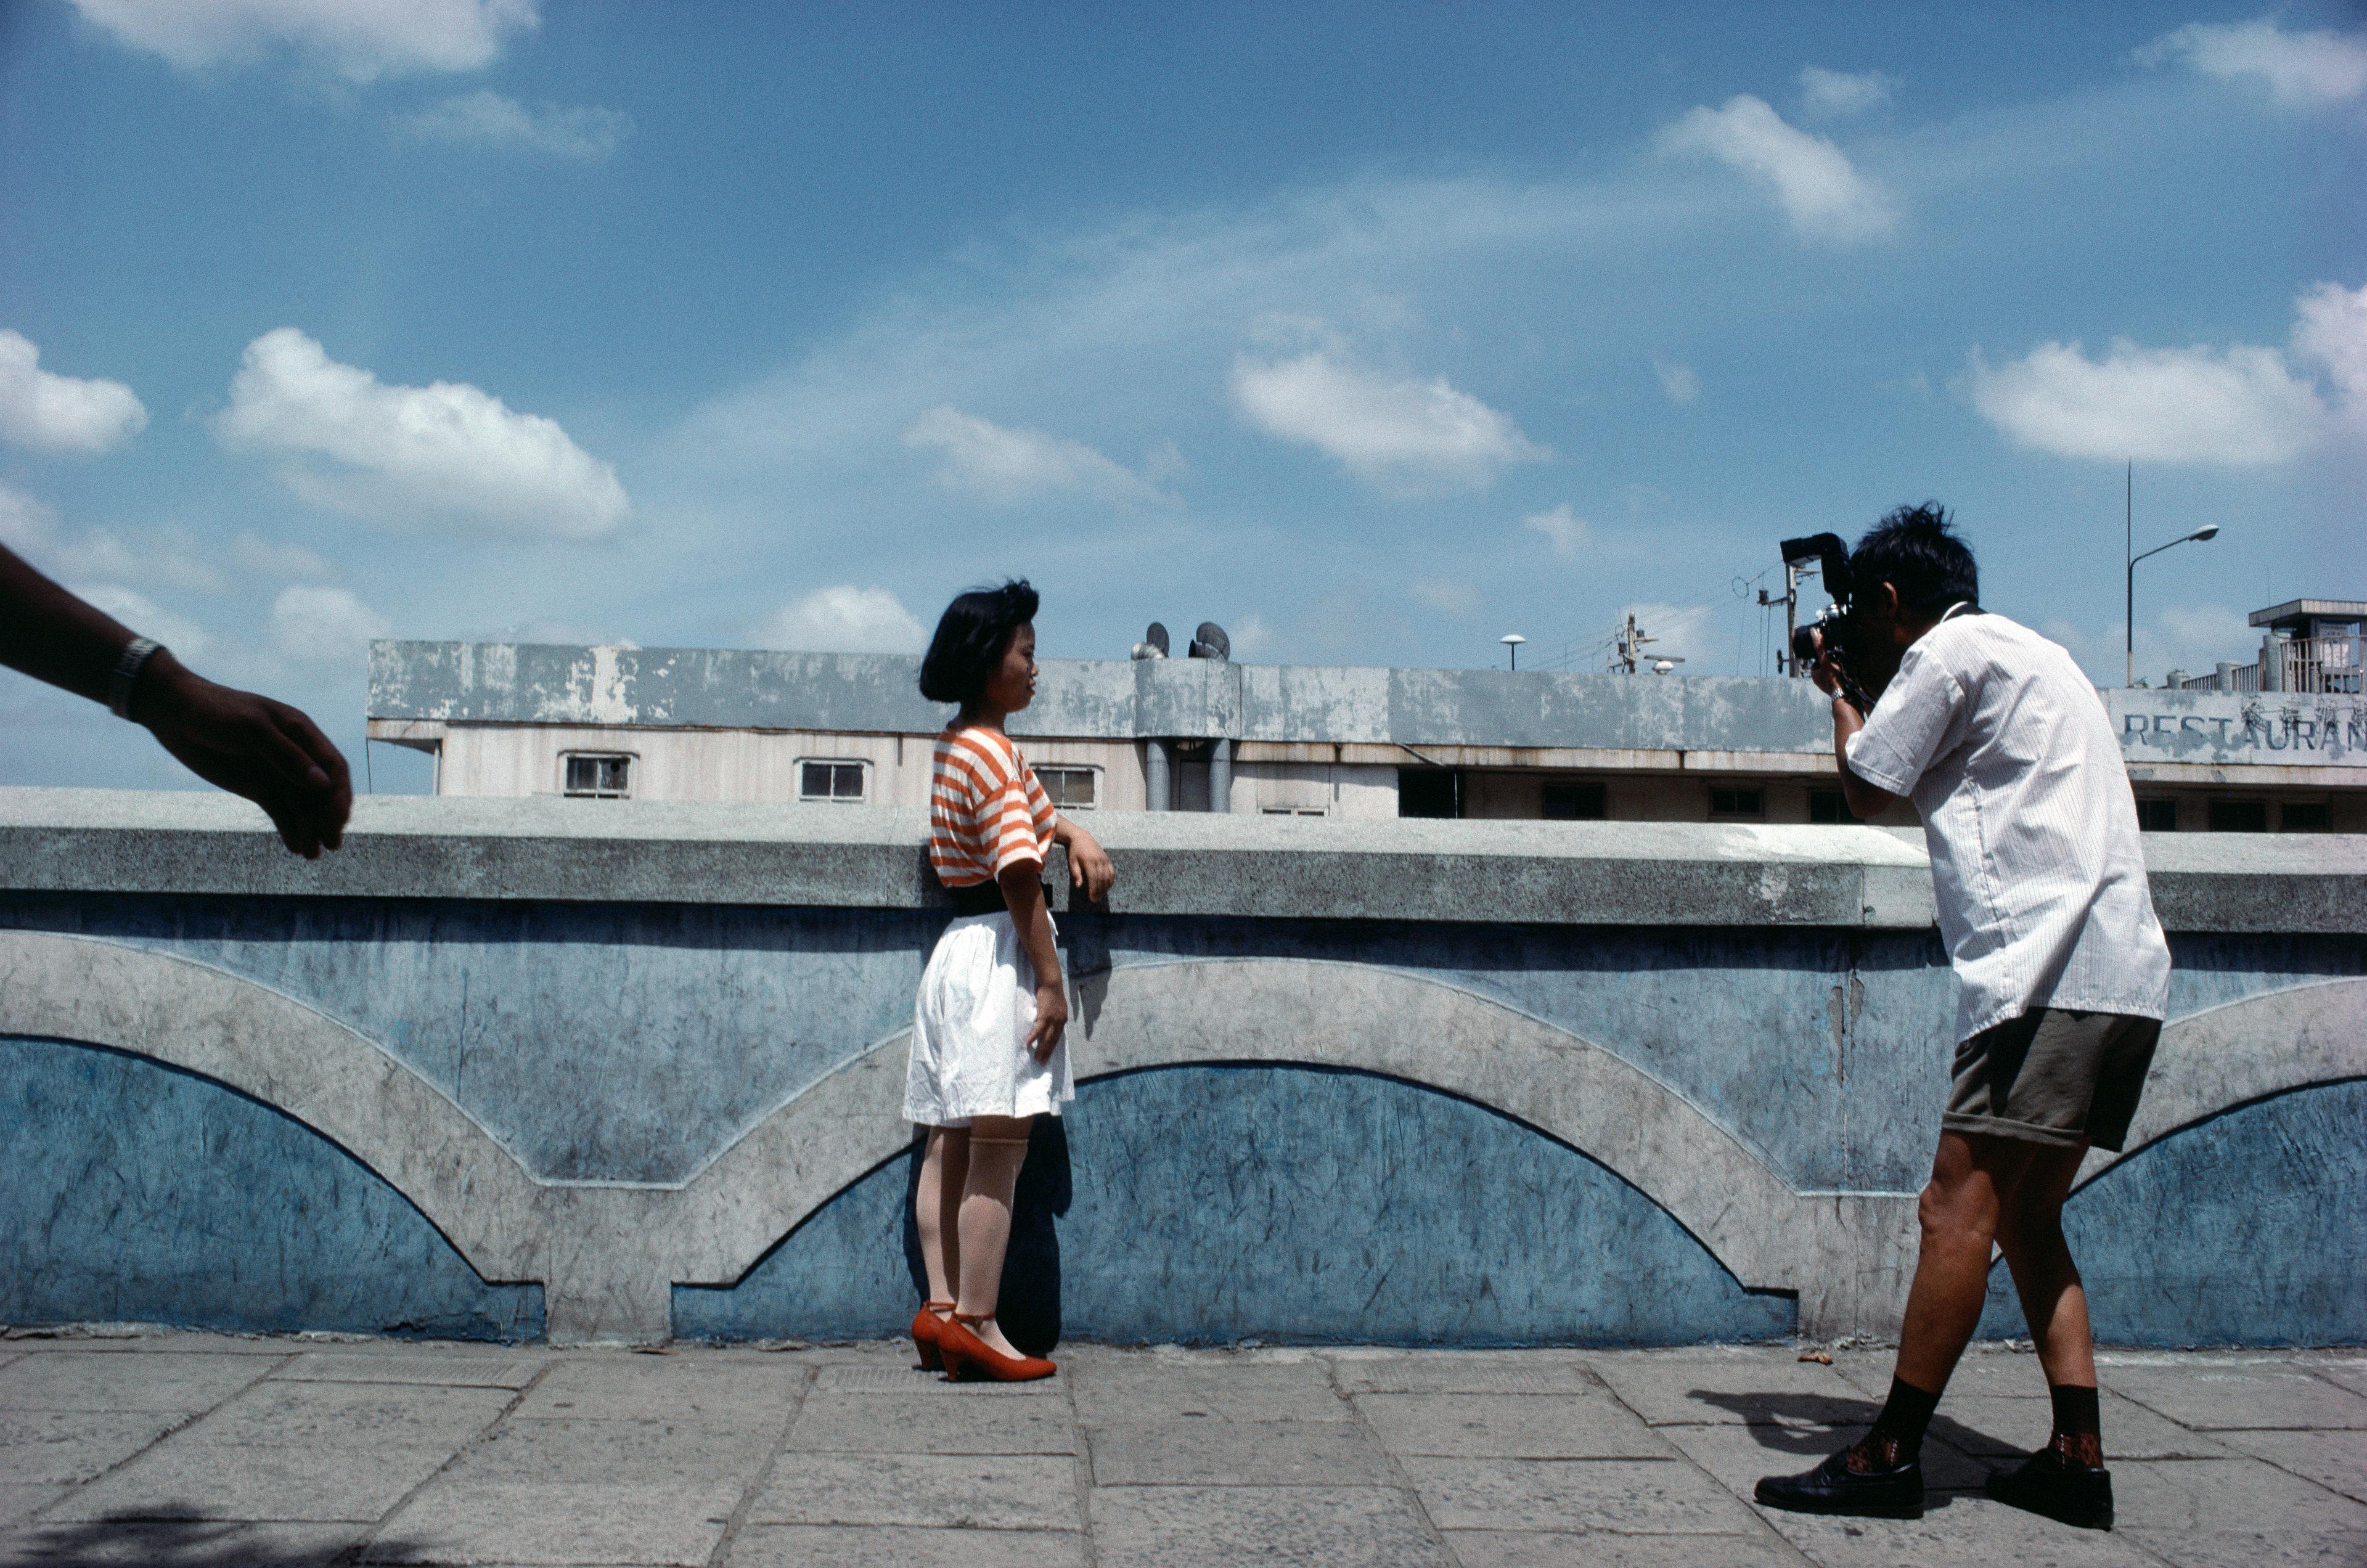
[2170, 598, 2365, 697]
[369, 639, 2367, 834]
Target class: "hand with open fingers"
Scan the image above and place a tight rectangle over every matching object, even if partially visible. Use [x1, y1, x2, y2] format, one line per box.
[139, 659, 354, 859]
[1028, 979, 1068, 1062]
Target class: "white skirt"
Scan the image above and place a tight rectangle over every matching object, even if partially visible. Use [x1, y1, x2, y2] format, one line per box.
[904, 912, 1074, 1127]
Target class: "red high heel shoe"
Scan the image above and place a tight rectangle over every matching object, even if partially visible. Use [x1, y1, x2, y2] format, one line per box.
[910, 1302, 955, 1372]
[937, 1313, 1057, 1382]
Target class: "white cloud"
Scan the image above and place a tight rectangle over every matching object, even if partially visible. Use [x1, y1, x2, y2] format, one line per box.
[1652, 356, 1699, 404]
[0, 330, 147, 454]
[901, 405, 1172, 507]
[1969, 338, 2324, 465]
[70, 582, 211, 659]
[214, 328, 629, 539]
[1658, 94, 1898, 243]
[2293, 279, 2367, 431]
[1228, 344, 1547, 496]
[404, 91, 632, 159]
[1410, 578, 1480, 616]
[232, 532, 340, 581]
[1523, 504, 1590, 559]
[271, 583, 390, 664]
[1798, 65, 1897, 119]
[756, 586, 928, 655]
[2138, 16, 2367, 107]
[67, 0, 538, 81]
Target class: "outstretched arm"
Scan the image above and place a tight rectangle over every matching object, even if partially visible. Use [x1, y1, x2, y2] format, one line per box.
[0, 543, 354, 857]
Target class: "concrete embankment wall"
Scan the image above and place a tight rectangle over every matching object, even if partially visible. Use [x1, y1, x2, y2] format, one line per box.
[1, 790, 2360, 1349]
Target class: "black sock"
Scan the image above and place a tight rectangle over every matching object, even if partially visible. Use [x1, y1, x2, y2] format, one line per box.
[2048, 1384, 2103, 1466]
[1862, 1376, 1942, 1463]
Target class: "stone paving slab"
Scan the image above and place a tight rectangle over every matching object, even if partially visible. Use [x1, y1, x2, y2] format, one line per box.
[1443, 1530, 1806, 1566]
[271, 1353, 541, 1390]
[2, 1334, 2363, 1566]
[364, 1479, 746, 1566]
[2210, 1427, 2367, 1503]
[0, 1351, 272, 1413]
[1352, 1390, 1673, 1458]
[2106, 1365, 2367, 1431]
[1400, 1455, 1762, 1534]
[726, 1523, 1087, 1567]
[745, 1453, 1080, 1530]
[0, 1411, 181, 1482]
[507, 1360, 805, 1425]
[786, 1393, 1078, 1456]
[0, 1518, 363, 1566]
[46, 1439, 458, 1523]
[1086, 1418, 1394, 1486]
[1089, 1484, 1451, 1568]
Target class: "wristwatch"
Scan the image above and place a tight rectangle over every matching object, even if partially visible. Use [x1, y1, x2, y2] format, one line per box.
[108, 637, 163, 720]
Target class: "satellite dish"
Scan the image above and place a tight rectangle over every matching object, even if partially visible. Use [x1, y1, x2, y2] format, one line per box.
[1132, 621, 1171, 661]
[1188, 622, 1230, 661]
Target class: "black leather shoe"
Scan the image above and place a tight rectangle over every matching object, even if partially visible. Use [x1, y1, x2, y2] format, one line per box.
[1985, 1450, 2114, 1530]
[1755, 1448, 1924, 1519]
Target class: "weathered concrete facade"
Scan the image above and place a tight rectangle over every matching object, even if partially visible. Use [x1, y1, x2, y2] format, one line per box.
[2, 789, 2360, 1350]
[368, 641, 2367, 830]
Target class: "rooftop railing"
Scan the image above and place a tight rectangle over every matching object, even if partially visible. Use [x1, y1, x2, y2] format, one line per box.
[2171, 635, 2362, 695]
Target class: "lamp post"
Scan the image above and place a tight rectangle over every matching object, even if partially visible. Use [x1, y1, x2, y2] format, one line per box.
[1500, 634, 1526, 671]
[2125, 523, 2220, 686]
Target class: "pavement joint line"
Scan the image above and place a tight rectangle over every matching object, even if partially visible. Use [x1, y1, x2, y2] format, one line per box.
[703, 1354, 816, 1568]
[1585, 1353, 1819, 1567]
[1059, 1346, 1101, 1568]
[1317, 1347, 1463, 1566]
[19, 1345, 296, 1529]
[337, 1349, 560, 1566]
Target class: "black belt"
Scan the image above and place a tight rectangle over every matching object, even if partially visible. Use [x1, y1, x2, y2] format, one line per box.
[945, 881, 1010, 916]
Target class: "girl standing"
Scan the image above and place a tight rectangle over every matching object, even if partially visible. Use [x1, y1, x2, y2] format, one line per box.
[906, 580, 1113, 1381]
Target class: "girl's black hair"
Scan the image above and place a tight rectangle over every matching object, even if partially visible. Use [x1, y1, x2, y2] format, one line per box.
[918, 579, 1039, 706]
[1851, 503, 1979, 617]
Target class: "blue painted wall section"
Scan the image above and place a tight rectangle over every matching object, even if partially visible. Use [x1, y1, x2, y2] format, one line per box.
[0, 1035, 542, 1341]
[674, 1065, 1796, 1348]
[1977, 1081, 2367, 1348]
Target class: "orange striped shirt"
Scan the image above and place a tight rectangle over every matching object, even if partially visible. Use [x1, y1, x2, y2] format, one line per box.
[929, 725, 1057, 889]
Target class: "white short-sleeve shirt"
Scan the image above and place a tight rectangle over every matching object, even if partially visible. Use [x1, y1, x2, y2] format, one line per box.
[1845, 610, 2171, 1044]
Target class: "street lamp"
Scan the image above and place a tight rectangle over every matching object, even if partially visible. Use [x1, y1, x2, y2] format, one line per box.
[2126, 525, 2220, 687]
[1500, 634, 1527, 671]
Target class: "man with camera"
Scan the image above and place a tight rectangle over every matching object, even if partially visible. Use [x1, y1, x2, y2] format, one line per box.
[1754, 505, 2170, 1531]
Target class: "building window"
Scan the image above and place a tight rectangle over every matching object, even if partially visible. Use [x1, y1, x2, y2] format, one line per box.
[2134, 798, 2177, 833]
[1398, 769, 1461, 819]
[562, 753, 632, 799]
[1542, 780, 1607, 820]
[1261, 806, 1329, 817]
[799, 760, 867, 803]
[2281, 801, 2332, 832]
[1037, 766, 1098, 810]
[2207, 799, 2269, 833]
[1809, 789, 1847, 824]
[1710, 786, 1765, 819]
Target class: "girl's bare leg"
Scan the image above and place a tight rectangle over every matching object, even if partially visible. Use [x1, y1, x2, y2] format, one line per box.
[914, 1126, 968, 1315]
[954, 1114, 1034, 1358]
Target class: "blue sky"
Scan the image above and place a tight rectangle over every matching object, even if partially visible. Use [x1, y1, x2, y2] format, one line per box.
[2, 1, 2361, 792]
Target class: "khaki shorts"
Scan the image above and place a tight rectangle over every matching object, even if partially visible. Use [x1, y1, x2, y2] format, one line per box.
[1942, 1008, 2161, 1153]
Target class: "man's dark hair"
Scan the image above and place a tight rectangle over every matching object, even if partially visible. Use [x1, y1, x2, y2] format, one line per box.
[1851, 503, 1977, 618]
[918, 579, 1039, 705]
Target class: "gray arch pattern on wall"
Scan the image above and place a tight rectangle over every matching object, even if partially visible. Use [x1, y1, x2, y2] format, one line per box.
[2, 931, 2360, 1343]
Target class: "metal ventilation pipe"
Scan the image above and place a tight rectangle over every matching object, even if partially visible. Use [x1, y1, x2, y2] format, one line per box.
[1209, 737, 1233, 814]
[1145, 738, 1171, 812]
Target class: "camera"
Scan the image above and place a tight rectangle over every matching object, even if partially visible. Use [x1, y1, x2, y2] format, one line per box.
[1781, 533, 1876, 712]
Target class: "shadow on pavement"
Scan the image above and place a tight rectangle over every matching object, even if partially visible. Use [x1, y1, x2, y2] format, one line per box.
[1, 1511, 415, 1567]
[1685, 1387, 2022, 1490]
